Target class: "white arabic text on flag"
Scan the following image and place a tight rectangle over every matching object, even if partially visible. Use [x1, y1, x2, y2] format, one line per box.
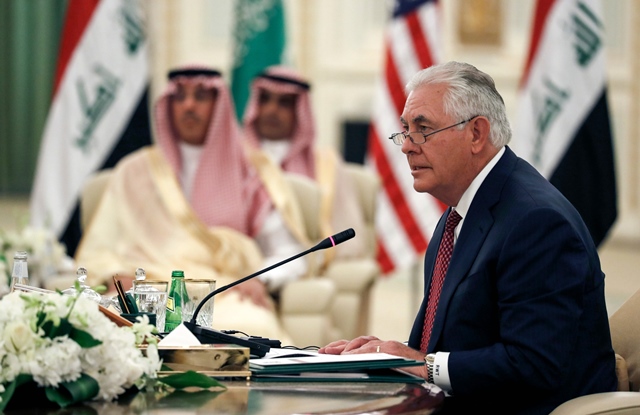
[513, 0, 616, 246]
[30, 0, 151, 255]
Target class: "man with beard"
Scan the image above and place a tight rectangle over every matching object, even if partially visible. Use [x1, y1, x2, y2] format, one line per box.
[242, 66, 368, 284]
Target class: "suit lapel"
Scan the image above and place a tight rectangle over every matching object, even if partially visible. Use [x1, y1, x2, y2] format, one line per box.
[424, 211, 447, 294]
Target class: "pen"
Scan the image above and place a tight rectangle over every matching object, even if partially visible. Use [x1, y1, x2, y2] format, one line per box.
[113, 276, 131, 314]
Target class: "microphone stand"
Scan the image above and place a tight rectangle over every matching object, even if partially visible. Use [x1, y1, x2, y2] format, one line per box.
[184, 228, 355, 357]
[190, 248, 314, 324]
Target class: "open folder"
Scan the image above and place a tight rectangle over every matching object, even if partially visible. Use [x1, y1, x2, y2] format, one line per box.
[250, 351, 425, 383]
[251, 368, 425, 383]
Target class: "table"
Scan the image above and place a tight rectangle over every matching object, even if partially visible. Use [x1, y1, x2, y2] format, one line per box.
[5, 380, 444, 414]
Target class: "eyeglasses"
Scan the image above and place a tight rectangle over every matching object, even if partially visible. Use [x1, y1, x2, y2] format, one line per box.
[389, 116, 478, 146]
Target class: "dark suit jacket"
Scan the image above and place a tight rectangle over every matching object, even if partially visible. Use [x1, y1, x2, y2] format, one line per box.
[408, 147, 617, 415]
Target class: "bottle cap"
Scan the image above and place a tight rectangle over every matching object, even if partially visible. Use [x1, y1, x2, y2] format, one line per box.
[13, 251, 27, 260]
[62, 267, 102, 304]
[135, 267, 146, 281]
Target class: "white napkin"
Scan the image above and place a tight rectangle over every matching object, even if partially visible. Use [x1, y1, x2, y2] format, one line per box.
[158, 323, 202, 347]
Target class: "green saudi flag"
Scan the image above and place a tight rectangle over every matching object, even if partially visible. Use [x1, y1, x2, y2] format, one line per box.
[231, 0, 286, 120]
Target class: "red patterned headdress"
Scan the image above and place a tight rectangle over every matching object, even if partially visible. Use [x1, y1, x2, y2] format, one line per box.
[154, 64, 271, 236]
[242, 66, 316, 179]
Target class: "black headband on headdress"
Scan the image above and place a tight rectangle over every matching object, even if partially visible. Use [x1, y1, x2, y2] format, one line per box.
[257, 73, 311, 91]
[168, 68, 221, 80]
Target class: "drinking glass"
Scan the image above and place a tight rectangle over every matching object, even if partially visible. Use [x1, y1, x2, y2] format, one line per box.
[182, 279, 216, 328]
[133, 280, 169, 332]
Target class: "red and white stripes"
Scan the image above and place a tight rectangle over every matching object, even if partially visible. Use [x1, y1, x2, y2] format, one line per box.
[367, 0, 445, 274]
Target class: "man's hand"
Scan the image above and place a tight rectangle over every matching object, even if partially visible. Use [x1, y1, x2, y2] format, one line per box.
[319, 336, 419, 357]
[230, 278, 273, 309]
[319, 336, 381, 354]
[319, 336, 429, 379]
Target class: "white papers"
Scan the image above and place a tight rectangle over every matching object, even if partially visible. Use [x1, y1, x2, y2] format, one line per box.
[262, 348, 319, 359]
[260, 372, 374, 379]
[252, 352, 408, 366]
[158, 323, 201, 347]
[249, 352, 426, 384]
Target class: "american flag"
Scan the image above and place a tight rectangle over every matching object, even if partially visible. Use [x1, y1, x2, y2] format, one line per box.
[367, 0, 445, 275]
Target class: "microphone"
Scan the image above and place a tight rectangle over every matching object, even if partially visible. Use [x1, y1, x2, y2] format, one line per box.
[308, 228, 355, 251]
[184, 228, 355, 356]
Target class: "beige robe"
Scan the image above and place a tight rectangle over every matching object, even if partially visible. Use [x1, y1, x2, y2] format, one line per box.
[247, 145, 368, 272]
[75, 146, 290, 341]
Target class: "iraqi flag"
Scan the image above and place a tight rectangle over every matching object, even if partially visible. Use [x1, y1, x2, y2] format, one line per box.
[29, 0, 152, 257]
[366, 0, 445, 275]
[513, 0, 617, 246]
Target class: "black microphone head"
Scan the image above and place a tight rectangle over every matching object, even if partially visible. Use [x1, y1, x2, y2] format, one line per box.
[333, 228, 356, 245]
[312, 228, 356, 251]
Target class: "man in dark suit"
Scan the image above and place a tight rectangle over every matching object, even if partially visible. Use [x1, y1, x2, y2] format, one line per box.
[319, 61, 617, 414]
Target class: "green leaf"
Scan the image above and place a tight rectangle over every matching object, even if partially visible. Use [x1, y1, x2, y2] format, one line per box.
[93, 285, 108, 294]
[158, 371, 226, 390]
[0, 374, 32, 412]
[44, 373, 99, 408]
[41, 318, 73, 339]
[69, 328, 102, 348]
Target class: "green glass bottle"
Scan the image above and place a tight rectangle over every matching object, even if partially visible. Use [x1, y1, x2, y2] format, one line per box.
[164, 270, 187, 332]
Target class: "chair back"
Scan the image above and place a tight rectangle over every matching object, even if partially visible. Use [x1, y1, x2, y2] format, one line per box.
[343, 162, 380, 257]
[609, 288, 640, 391]
[283, 173, 323, 244]
[80, 169, 113, 230]
[323, 163, 381, 339]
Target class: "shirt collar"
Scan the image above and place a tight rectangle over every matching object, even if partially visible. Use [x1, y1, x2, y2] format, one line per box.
[178, 141, 203, 199]
[453, 146, 505, 231]
[260, 138, 292, 165]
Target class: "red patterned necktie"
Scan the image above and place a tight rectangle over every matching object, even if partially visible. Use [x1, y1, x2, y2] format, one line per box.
[420, 209, 462, 353]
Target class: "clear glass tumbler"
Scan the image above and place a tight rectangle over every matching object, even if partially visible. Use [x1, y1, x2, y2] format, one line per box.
[182, 279, 216, 328]
[133, 280, 169, 332]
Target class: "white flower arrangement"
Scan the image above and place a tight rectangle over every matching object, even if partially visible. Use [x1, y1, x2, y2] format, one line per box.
[0, 289, 162, 410]
[0, 261, 7, 296]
